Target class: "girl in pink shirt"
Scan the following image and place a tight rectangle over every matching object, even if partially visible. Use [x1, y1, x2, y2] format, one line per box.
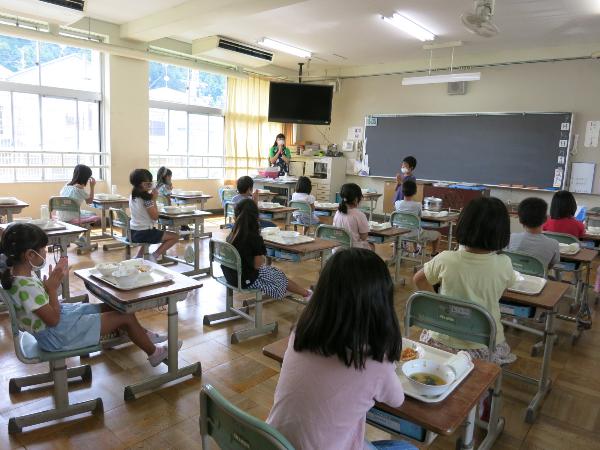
[333, 183, 374, 250]
[267, 248, 415, 450]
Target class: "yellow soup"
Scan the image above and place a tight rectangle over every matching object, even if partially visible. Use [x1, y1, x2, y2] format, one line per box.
[409, 372, 447, 386]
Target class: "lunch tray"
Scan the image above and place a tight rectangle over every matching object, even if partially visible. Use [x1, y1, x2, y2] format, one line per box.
[264, 234, 315, 246]
[89, 268, 174, 291]
[398, 338, 474, 404]
[507, 274, 547, 295]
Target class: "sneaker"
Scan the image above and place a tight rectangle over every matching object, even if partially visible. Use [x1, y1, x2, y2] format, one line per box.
[75, 236, 87, 247]
[148, 340, 183, 367]
[146, 330, 168, 344]
[184, 245, 195, 264]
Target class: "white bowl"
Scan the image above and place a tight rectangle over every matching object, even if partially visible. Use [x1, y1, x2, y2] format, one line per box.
[180, 206, 196, 213]
[163, 206, 180, 214]
[111, 267, 140, 288]
[401, 359, 455, 397]
[13, 217, 32, 223]
[94, 193, 108, 199]
[95, 263, 119, 277]
[30, 219, 48, 227]
[119, 259, 145, 269]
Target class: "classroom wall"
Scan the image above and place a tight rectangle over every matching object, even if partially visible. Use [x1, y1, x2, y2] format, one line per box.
[298, 59, 600, 214]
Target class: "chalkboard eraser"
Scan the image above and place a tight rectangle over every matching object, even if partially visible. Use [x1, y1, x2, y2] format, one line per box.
[511, 184, 524, 188]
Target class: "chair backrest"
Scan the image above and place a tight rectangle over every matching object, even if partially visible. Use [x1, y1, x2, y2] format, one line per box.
[156, 194, 170, 207]
[390, 211, 421, 231]
[222, 188, 237, 203]
[0, 288, 37, 364]
[224, 201, 236, 220]
[49, 196, 81, 221]
[405, 291, 497, 353]
[502, 250, 546, 278]
[543, 231, 579, 245]
[316, 224, 352, 248]
[200, 384, 294, 450]
[109, 208, 132, 241]
[289, 200, 312, 216]
[209, 239, 243, 289]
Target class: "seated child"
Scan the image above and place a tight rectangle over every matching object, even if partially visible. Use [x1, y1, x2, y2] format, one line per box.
[542, 190, 585, 238]
[508, 197, 560, 269]
[129, 169, 179, 260]
[392, 156, 417, 204]
[291, 176, 320, 226]
[0, 223, 173, 366]
[231, 176, 276, 228]
[413, 197, 517, 365]
[221, 199, 311, 301]
[267, 248, 415, 450]
[333, 183, 373, 250]
[395, 180, 441, 256]
[156, 166, 173, 205]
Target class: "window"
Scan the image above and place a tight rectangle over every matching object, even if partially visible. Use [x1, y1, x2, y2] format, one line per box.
[0, 33, 104, 182]
[149, 108, 225, 179]
[149, 61, 226, 109]
[148, 61, 226, 179]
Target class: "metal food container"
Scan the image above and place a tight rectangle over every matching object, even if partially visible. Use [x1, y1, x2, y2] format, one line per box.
[423, 197, 443, 211]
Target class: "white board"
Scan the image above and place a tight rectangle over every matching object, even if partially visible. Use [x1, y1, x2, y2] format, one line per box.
[569, 162, 595, 194]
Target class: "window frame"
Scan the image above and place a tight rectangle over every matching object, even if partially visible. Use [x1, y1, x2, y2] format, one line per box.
[0, 36, 105, 183]
[149, 100, 225, 180]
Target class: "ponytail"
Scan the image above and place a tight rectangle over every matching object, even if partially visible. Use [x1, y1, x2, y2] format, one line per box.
[338, 183, 363, 215]
[0, 253, 13, 290]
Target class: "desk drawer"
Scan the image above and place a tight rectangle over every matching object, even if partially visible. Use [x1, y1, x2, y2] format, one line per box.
[367, 407, 428, 442]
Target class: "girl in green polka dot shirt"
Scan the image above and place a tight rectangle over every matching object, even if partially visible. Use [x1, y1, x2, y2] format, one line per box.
[0, 223, 174, 367]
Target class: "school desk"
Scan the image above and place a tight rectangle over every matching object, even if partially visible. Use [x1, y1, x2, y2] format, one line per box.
[158, 210, 212, 277]
[0, 199, 29, 222]
[258, 205, 296, 230]
[253, 178, 297, 205]
[368, 227, 411, 283]
[91, 197, 130, 251]
[263, 237, 340, 269]
[502, 280, 569, 423]
[74, 261, 203, 401]
[168, 194, 212, 236]
[262, 337, 503, 450]
[0, 221, 88, 303]
[420, 212, 460, 250]
[361, 192, 383, 221]
[556, 248, 597, 343]
[256, 191, 278, 201]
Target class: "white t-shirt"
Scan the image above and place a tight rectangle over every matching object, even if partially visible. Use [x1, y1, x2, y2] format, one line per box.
[58, 184, 89, 221]
[129, 196, 155, 230]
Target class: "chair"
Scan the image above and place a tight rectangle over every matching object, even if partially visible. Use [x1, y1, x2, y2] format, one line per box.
[289, 200, 318, 235]
[49, 196, 98, 254]
[502, 251, 546, 278]
[542, 231, 579, 245]
[404, 292, 504, 445]
[543, 231, 585, 308]
[199, 384, 294, 450]
[203, 239, 277, 344]
[220, 189, 237, 228]
[390, 211, 430, 269]
[109, 208, 150, 260]
[316, 224, 352, 266]
[0, 288, 103, 434]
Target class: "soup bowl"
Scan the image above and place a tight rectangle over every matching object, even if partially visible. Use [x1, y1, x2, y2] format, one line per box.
[401, 359, 455, 397]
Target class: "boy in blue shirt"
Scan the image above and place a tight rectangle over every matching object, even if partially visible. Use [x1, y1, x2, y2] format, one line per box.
[393, 156, 417, 203]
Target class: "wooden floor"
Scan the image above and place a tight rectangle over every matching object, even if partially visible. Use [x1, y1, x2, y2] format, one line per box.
[1, 216, 600, 449]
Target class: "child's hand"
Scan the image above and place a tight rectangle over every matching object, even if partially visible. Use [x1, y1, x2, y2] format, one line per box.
[151, 188, 159, 199]
[252, 190, 260, 202]
[89, 177, 96, 187]
[43, 258, 68, 293]
[396, 172, 402, 184]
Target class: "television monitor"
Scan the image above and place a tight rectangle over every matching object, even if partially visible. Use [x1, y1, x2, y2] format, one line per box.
[268, 82, 333, 125]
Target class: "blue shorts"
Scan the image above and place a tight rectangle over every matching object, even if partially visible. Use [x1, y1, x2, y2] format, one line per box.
[33, 303, 102, 352]
[131, 228, 164, 244]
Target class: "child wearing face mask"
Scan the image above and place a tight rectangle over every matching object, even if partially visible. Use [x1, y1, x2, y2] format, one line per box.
[0, 223, 174, 366]
[392, 156, 417, 204]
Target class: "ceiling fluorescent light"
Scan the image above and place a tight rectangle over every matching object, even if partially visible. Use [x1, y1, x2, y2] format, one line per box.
[258, 38, 311, 58]
[382, 13, 435, 41]
[402, 72, 481, 85]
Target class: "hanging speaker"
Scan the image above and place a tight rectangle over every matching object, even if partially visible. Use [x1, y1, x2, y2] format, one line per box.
[447, 81, 467, 95]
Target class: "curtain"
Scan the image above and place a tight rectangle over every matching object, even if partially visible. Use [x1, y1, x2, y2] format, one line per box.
[224, 76, 282, 180]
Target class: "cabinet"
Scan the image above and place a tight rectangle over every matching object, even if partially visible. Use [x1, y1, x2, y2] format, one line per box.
[290, 156, 346, 203]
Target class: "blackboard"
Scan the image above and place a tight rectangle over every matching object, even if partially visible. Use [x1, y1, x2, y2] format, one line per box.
[364, 113, 572, 189]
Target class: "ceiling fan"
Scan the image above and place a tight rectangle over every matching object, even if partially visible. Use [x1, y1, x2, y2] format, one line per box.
[461, 0, 499, 38]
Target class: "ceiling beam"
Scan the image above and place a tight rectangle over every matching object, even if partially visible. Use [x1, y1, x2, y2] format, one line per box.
[121, 0, 305, 42]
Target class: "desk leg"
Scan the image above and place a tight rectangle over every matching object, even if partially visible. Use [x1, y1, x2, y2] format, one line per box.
[525, 309, 555, 423]
[394, 235, 405, 286]
[59, 238, 87, 304]
[102, 206, 126, 251]
[460, 407, 476, 450]
[448, 221, 454, 250]
[476, 374, 505, 450]
[7, 210, 13, 222]
[124, 296, 202, 401]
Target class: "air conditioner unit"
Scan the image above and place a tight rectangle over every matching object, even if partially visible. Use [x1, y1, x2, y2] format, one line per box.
[192, 36, 273, 68]
[40, 0, 85, 11]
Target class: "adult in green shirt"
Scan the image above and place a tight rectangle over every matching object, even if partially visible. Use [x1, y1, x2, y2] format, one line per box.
[269, 133, 291, 176]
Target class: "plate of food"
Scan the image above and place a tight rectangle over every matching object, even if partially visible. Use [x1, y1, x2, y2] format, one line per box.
[559, 242, 580, 255]
[400, 343, 425, 363]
